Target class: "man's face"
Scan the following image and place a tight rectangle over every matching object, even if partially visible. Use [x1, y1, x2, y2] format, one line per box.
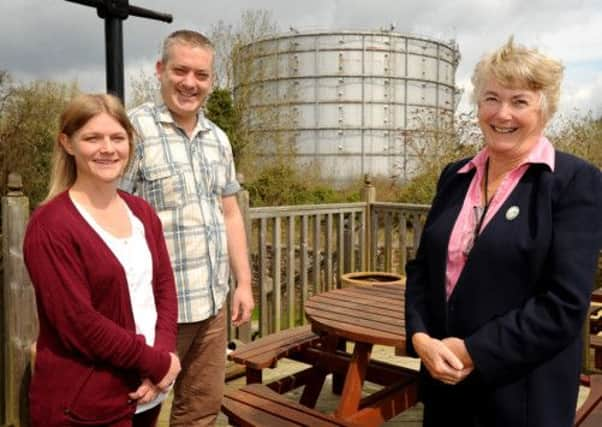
[156, 42, 214, 125]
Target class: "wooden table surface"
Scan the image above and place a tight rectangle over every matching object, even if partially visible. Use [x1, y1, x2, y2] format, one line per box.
[304, 283, 416, 426]
[305, 283, 405, 348]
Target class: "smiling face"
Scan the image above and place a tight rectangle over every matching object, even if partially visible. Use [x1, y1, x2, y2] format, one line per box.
[60, 112, 130, 187]
[477, 77, 545, 160]
[156, 42, 214, 130]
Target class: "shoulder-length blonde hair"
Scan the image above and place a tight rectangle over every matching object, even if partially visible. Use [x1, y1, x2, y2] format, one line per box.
[45, 93, 135, 202]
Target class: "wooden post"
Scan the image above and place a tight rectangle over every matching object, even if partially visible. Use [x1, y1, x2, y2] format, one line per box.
[2, 173, 37, 427]
[360, 174, 376, 271]
[234, 173, 252, 343]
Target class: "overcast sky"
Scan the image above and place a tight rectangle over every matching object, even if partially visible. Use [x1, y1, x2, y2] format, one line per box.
[2, 0, 602, 117]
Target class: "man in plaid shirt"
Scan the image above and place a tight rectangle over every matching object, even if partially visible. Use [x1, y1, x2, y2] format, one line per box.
[121, 30, 254, 426]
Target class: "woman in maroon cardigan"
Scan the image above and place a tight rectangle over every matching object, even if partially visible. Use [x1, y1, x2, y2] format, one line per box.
[23, 94, 180, 426]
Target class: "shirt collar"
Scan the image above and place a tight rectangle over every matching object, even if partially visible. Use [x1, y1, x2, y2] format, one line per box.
[152, 93, 210, 134]
[458, 136, 555, 174]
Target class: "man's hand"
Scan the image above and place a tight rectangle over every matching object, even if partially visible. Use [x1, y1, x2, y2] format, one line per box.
[412, 332, 467, 385]
[128, 378, 160, 404]
[231, 284, 254, 327]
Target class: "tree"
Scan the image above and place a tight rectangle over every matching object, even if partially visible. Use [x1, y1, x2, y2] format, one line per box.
[208, 10, 301, 181]
[551, 112, 602, 168]
[127, 69, 158, 109]
[210, 9, 279, 89]
[205, 87, 244, 164]
[0, 72, 78, 207]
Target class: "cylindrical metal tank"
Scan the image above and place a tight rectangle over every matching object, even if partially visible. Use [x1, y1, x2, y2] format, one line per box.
[235, 30, 461, 183]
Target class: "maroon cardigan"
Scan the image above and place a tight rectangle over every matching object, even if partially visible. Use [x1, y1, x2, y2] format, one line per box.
[23, 190, 178, 426]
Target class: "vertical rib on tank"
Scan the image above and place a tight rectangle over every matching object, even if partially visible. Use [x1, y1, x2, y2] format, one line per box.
[234, 30, 461, 184]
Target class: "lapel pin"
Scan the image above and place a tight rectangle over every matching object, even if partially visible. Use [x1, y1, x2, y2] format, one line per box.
[505, 206, 520, 221]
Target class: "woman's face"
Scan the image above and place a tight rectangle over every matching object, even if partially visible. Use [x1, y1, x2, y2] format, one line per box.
[60, 112, 130, 186]
[477, 77, 545, 160]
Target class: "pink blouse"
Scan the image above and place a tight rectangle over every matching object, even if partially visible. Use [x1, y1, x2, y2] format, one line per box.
[445, 137, 555, 299]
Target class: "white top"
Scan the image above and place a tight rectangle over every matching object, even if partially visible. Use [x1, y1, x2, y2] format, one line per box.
[71, 196, 168, 413]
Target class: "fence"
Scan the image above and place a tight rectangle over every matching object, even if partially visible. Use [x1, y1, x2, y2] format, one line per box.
[0, 173, 429, 426]
[229, 176, 429, 342]
[1, 174, 37, 427]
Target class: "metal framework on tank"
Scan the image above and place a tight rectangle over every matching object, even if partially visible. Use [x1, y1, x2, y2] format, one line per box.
[234, 30, 461, 183]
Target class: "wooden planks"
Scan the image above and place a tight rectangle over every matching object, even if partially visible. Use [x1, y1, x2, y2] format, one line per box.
[305, 284, 405, 347]
[576, 375, 602, 427]
[228, 325, 322, 383]
[222, 384, 359, 427]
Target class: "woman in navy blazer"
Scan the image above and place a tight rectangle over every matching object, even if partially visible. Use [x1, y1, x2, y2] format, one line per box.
[405, 38, 602, 427]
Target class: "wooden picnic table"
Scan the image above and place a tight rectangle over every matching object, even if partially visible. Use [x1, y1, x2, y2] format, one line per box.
[304, 283, 419, 426]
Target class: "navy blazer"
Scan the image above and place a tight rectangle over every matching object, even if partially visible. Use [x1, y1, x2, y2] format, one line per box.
[405, 150, 602, 427]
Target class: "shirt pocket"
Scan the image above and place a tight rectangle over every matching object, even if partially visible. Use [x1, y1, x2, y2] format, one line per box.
[140, 166, 188, 211]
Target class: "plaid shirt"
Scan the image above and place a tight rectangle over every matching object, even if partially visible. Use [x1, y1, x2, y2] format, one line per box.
[120, 100, 240, 323]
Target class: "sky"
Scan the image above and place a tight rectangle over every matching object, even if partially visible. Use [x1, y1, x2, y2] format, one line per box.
[2, 0, 602, 118]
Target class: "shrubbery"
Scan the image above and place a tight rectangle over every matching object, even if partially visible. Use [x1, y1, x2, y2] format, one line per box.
[0, 73, 78, 208]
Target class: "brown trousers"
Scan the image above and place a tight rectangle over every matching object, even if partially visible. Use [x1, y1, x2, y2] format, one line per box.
[169, 306, 227, 427]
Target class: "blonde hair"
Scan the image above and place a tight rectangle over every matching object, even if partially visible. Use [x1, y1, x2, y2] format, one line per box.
[161, 29, 215, 64]
[471, 37, 564, 122]
[45, 93, 135, 202]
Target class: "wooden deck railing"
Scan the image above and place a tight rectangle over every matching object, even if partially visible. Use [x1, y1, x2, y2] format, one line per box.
[247, 202, 367, 336]
[369, 202, 430, 274]
[229, 177, 431, 341]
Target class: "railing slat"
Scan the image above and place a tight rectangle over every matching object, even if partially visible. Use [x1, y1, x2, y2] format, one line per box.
[370, 209, 379, 271]
[349, 213, 356, 272]
[358, 209, 366, 271]
[287, 215, 296, 328]
[300, 215, 309, 325]
[312, 214, 321, 296]
[398, 213, 408, 275]
[326, 213, 333, 291]
[272, 217, 282, 332]
[258, 218, 269, 335]
[384, 211, 393, 272]
[337, 212, 345, 287]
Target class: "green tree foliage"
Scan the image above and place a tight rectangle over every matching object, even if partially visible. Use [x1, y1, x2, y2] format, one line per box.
[205, 87, 245, 165]
[0, 72, 78, 208]
[551, 113, 602, 168]
[245, 163, 357, 207]
[396, 112, 480, 204]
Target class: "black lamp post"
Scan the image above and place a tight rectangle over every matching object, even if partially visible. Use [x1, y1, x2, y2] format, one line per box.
[64, 0, 172, 102]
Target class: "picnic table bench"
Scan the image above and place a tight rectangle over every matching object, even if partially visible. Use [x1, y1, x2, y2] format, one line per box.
[222, 383, 359, 427]
[228, 325, 323, 384]
[575, 375, 602, 426]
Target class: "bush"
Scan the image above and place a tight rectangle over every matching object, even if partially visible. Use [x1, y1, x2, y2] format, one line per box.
[245, 163, 357, 206]
[0, 74, 78, 208]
